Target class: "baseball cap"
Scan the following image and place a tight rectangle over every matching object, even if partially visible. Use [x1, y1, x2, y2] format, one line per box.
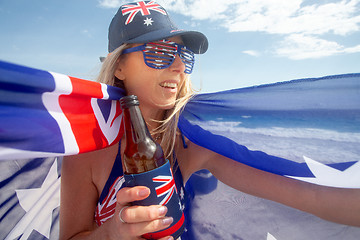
[108, 1, 208, 54]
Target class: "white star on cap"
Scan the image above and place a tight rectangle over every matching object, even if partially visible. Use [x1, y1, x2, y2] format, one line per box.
[144, 17, 153, 26]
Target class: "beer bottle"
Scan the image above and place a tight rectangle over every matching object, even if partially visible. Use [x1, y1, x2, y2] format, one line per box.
[120, 95, 185, 240]
[121, 95, 165, 173]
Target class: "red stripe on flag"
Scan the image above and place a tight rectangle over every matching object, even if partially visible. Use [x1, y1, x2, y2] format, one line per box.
[59, 76, 108, 153]
[139, 1, 150, 15]
[162, 188, 174, 205]
[155, 178, 175, 196]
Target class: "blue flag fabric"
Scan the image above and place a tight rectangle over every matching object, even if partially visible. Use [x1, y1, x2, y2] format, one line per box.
[0, 60, 359, 239]
[178, 75, 360, 239]
[180, 75, 360, 187]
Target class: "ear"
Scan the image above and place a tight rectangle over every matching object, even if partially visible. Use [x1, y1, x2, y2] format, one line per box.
[114, 60, 126, 81]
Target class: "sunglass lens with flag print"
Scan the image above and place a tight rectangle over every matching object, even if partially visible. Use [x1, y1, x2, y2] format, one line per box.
[122, 39, 195, 74]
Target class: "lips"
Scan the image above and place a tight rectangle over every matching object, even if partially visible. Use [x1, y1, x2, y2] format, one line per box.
[160, 81, 178, 89]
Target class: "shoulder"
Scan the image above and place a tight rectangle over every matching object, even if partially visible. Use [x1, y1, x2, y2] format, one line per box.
[62, 143, 119, 194]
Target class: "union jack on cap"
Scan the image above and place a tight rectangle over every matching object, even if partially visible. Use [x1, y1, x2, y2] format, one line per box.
[108, 1, 208, 54]
[121, 1, 167, 25]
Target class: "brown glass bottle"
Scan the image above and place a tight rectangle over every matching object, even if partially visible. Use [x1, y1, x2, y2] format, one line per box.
[120, 95, 185, 239]
[120, 95, 166, 174]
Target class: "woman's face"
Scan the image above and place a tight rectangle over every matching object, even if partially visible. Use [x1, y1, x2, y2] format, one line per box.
[114, 36, 187, 112]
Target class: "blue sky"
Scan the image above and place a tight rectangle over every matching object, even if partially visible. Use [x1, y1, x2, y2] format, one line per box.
[1, 0, 359, 93]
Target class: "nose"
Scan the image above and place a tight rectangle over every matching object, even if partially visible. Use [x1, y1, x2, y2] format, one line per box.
[169, 54, 186, 73]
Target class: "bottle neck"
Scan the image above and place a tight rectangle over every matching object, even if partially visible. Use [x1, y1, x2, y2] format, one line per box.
[126, 106, 148, 142]
[120, 95, 166, 174]
[123, 105, 154, 158]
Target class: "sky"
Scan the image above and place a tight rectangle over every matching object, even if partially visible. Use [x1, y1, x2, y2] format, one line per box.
[0, 0, 359, 93]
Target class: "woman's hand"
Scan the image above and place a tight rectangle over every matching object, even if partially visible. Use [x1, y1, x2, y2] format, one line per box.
[108, 186, 174, 240]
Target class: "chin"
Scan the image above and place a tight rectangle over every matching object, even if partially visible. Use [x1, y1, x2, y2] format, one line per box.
[152, 92, 175, 106]
[158, 101, 176, 110]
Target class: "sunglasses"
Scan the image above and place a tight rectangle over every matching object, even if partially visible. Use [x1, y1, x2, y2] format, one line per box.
[122, 39, 195, 74]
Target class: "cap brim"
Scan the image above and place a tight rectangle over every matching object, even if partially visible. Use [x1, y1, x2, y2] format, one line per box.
[126, 29, 208, 54]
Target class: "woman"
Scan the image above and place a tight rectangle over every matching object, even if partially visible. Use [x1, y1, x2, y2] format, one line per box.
[60, 1, 360, 240]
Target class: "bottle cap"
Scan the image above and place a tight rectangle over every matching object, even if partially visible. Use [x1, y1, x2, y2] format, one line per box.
[120, 95, 140, 109]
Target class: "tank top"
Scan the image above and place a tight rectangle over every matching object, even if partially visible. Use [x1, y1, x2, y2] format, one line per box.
[94, 140, 188, 229]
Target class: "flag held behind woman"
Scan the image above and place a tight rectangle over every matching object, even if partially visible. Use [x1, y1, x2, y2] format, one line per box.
[0, 60, 359, 239]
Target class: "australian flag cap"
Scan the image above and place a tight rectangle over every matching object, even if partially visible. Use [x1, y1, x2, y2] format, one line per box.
[108, 1, 208, 54]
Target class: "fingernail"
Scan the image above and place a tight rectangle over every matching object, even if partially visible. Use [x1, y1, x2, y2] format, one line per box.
[162, 217, 173, 226]
[158, 206, 167, 215]
[138, 188, 150, 198]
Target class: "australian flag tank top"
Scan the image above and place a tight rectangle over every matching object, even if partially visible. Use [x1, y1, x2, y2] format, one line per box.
[94, 142, 194, 239]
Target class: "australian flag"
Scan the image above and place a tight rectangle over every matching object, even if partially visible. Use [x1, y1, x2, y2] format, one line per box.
[0, 60, 360, 239]
[0, 60, 124, 159]
[0, 60, 125, 239]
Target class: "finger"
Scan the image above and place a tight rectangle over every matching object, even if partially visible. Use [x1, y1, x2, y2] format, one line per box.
[116, 186, 150, 205]
[159, 236, 174, 240]
[120, 205, 168, 223]
[126, 217, 174, 237]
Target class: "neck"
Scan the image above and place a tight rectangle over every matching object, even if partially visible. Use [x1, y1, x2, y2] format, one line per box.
[139, 106, 165, 133]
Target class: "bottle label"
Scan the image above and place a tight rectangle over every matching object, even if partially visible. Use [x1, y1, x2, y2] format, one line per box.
[124, 160, 185, 239]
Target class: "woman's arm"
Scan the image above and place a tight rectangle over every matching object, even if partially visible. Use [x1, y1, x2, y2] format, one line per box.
[205, 153, 360, 227]
[179, 140, 360, 227]
[60, 148, 174, 240]
[60, 152, 100, 240]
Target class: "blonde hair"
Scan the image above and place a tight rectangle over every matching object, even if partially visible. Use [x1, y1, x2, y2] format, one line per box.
[97, 44, 195, 161]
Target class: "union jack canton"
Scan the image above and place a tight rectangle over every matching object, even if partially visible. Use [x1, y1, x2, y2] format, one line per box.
[121, 1, 167, 25]
[153, 168, 178, 206]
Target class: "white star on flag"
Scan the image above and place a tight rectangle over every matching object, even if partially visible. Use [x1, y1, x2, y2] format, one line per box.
[287, 156, 360, 188]
[180, 187, 184, 200]
[5, 158, 61, 240]
[144, 17, 153, 26]
[267, 232, 277, 240]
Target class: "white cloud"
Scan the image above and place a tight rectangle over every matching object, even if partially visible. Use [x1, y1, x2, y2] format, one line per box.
[155, 0, 360, 36]
[97, 0, 360, 59]
[98, 0, 124, 8]
[81, 29, 93, 38]
[223, 0, 360, 36]
[344, 44, 360, 53]
[98, 0, 360, 35]
[275, 34, 360, 60]
[243, 50, 260, 57]
[163, 0, 360, 59]
[161, 0, 239, 21]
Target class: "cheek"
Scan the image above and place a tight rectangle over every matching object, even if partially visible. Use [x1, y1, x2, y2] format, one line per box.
[123, 72, 158, 97]
[122, 58, 150, 90]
